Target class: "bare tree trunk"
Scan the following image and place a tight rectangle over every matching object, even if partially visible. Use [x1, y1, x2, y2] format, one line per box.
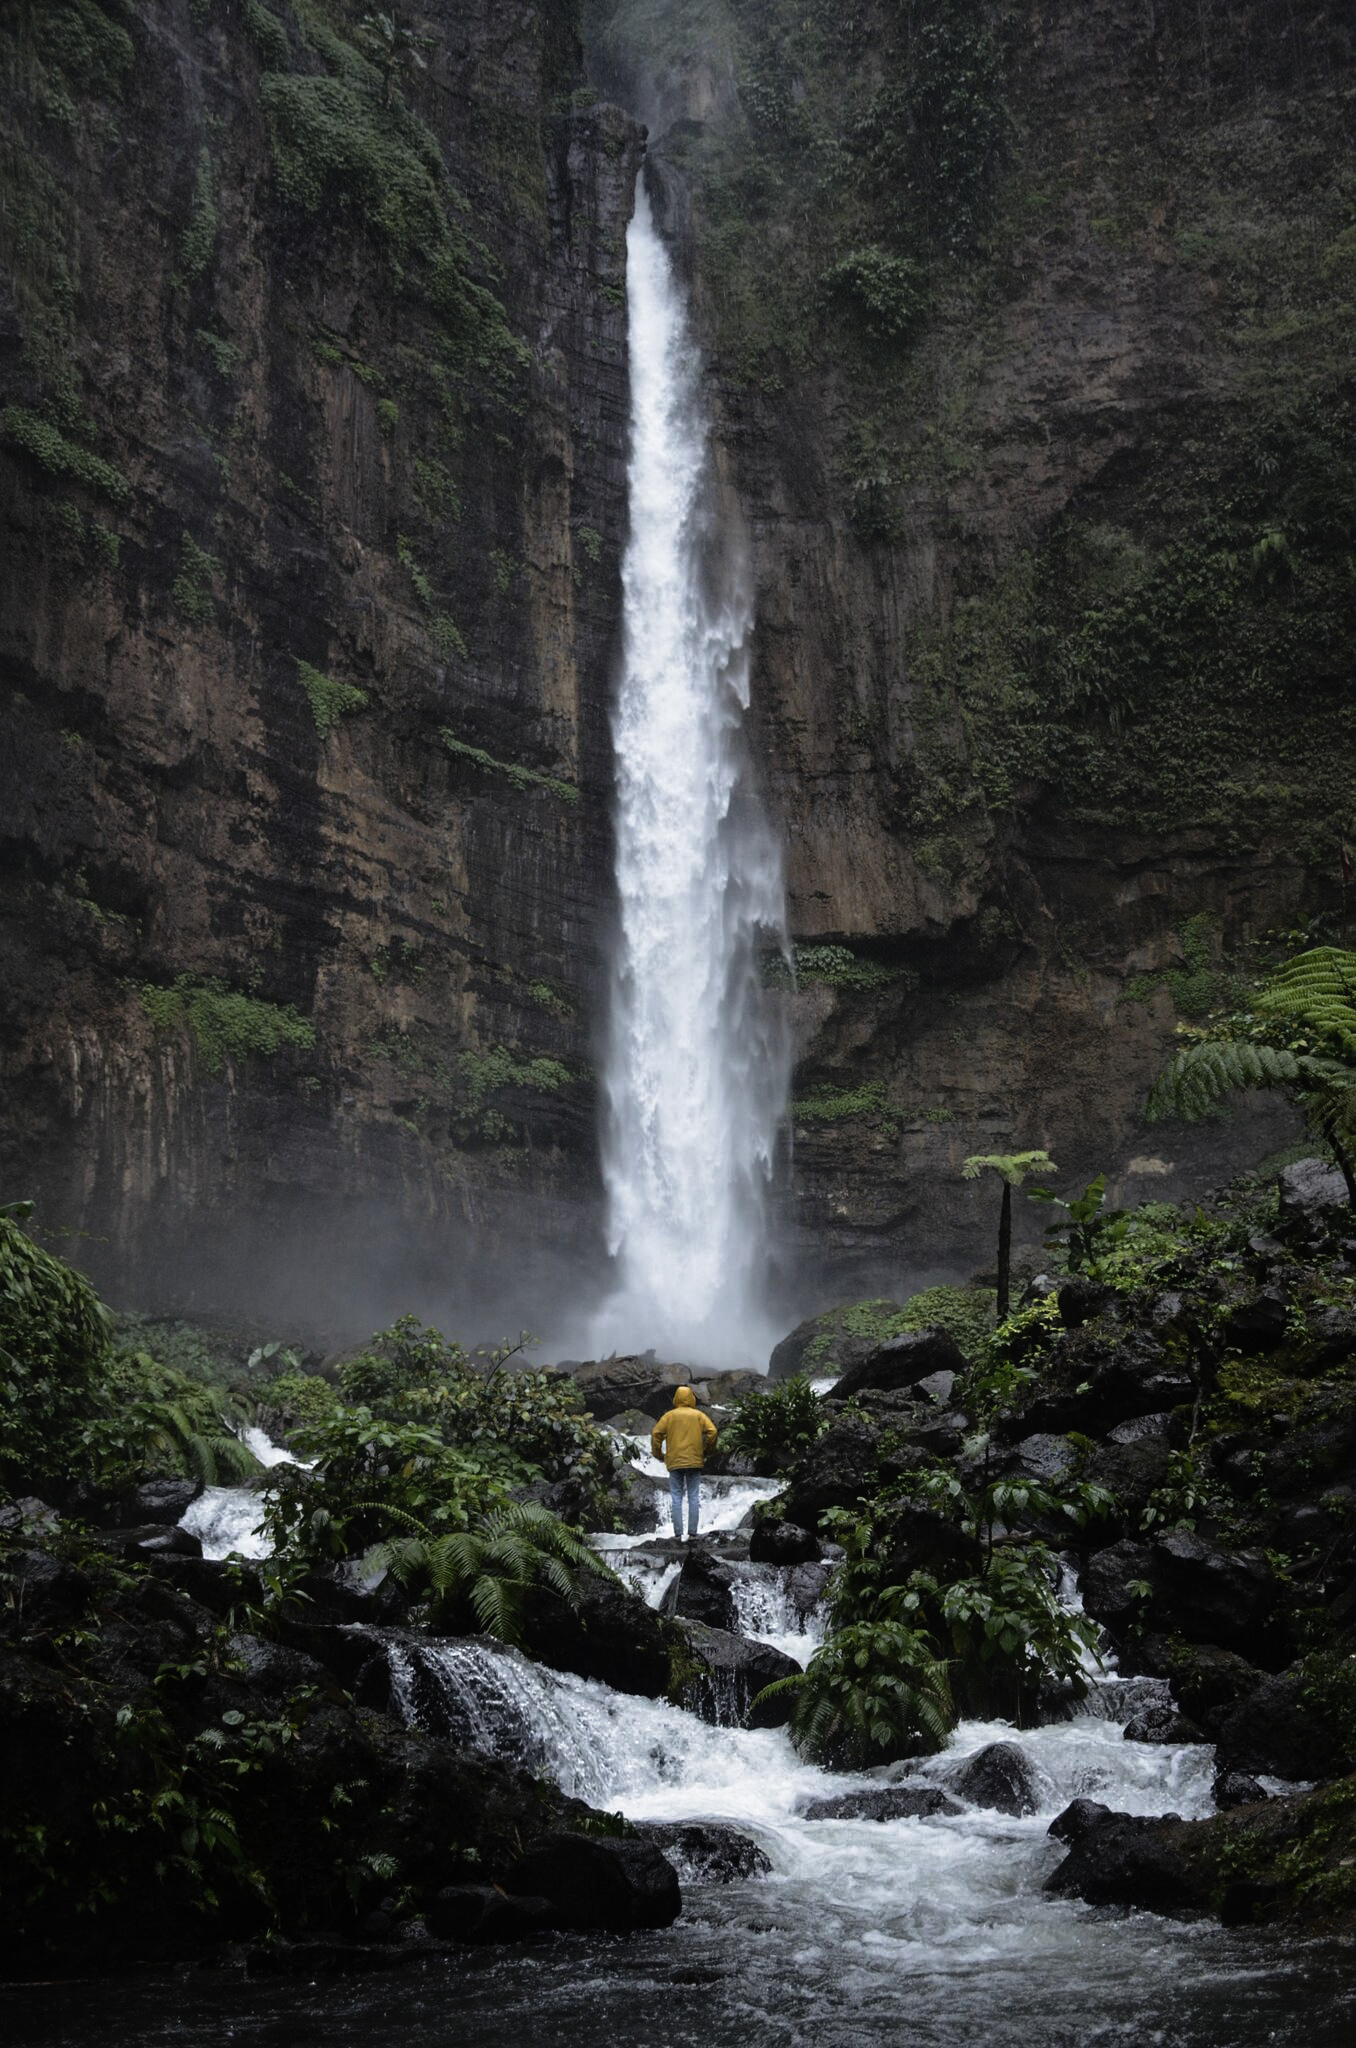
[997, 1181, 1012, 1320]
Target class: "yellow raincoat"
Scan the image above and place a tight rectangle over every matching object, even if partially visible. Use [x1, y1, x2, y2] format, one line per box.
[651, 1386, 718, 1470]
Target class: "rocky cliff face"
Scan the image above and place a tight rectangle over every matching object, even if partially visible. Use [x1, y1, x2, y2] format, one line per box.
[589, 0, 1356, 1298]
[0, 0, 641, 1335]
[3, 0, 1355, 1344]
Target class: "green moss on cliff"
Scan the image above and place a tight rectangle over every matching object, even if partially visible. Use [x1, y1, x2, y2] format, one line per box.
[137, 976, 316, 1076]
[296, 658, 367, 739]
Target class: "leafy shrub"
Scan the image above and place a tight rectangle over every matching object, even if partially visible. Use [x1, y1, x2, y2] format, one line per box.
[365, 1501, 608, 1645]
[136, 975, 315, 1076]
[721, 1375, 823, 1472]
[756, 1618, 952, 1769]
[819, 245, 928, 345]
[170, 533, 221, 623]
[1, 406, 131, 504]
[296, 658, 368, 739]
[81, 1350, 260, 1487]
[0, 1203, 110, 1489]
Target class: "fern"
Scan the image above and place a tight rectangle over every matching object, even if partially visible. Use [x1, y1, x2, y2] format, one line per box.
[364, 1499, 611, 1647]
[1253, 946, 1356, 1059]
[1146, 1039, 1305, 1122]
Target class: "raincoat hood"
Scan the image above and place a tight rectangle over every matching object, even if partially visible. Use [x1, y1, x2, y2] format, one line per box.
[651, 1387, 717, 1469]
[674, 1386, 697, 1407]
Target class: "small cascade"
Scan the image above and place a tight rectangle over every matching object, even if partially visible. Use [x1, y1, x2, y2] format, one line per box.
[730, 1567, 827, 1668]
[177, 1424, 305, 1560]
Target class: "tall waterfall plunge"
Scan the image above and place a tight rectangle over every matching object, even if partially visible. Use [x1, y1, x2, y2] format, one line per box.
[591, 181, 789, 1370]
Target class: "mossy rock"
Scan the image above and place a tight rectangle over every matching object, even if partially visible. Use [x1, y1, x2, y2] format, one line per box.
[768, 1287, 995, 1383]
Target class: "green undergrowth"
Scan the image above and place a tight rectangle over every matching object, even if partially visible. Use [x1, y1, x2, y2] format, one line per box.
[440, 729, 579, 804]
[136, 975, 316, 1076]
[792, 1079, 900, 1132]
[296, 657, 367, 738]
[1, 405, 130, 503]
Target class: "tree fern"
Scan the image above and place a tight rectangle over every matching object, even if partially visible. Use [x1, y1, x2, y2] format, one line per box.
[1252, 946, 1356, 1058]
[1145, 1039, 1305, 1122]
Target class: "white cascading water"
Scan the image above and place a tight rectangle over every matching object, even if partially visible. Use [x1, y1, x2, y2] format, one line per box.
[591, 177, 789, 1371]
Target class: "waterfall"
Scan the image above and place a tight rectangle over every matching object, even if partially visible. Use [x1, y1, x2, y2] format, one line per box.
[592, 176, 789, 1371]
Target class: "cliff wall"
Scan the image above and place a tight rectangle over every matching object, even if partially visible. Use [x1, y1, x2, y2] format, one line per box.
[0, 0, 640, 1336]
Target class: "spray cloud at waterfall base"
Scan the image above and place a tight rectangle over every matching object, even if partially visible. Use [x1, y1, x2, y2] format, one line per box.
[590, 177, 790, 1373]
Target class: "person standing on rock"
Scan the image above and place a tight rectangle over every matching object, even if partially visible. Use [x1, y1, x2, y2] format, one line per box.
[651, 1386, 718, 1542]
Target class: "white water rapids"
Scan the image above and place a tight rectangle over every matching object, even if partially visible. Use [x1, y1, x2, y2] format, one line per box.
[590, 177, 789, 1371]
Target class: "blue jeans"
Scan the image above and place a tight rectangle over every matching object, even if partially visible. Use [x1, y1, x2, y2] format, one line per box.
[668, 1467, 701, 1540]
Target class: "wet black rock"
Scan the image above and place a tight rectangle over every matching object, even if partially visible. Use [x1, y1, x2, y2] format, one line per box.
[0, 1548, 92, 1634]
[784, 1560, 833, 1618]
[748, 1518, 821, 1565]
[1161, 1643, 1266, 1735]
[1081, 1539, 1157, 1626]
[1215, 1669, 1354, 1782]
[946, 1741, 1040, 1817]
[675, 1618, 800, 1729]
[90, 1523, 203, 1559]
[831, 1328, 967, 1404]
[778, 1412, 882, 1527]
[522, 1563, 672, 1698]
[1084, 1438, 1173, 1525]
[671, 1546, 740, 1631]
[424, 1884, 558, 1942]
[883, 1499, 985, 1583]
[1057, 1277, 1116, 1329]
[1006, 1434, 1077, 1482]
[1223, 1290, 1290, 1355]
[1044, 1814, 1206, 1911]
[1107, 1412, 1175, 1444]
[1150, 1532, 1277, 1658]
[1277, 1159, 1349, 1234]
[636, 1821, 772, 1881]
[802, 1785, 964, 1821]
[768, 1305, 907, 1383]
[505, 1832, 681, 1931]
[1048, 1797, 1114, 1844]
[225, 1632, 334, 1698]
[1122, 1697, 1207, 1745]
[570, 1356, 692, 1420]
[1213, 1771, 1269, 1809]
[1022, 1327, 1193, 1437]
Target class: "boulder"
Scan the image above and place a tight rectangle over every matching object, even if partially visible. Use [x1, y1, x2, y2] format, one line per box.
[883, 1499, 984, 1583]
[1044, 1814, 1206, 1912]
[90, 1524, 204, 1559]
[1006, 1434, 1077, 1482]
[1122, 1698, 1207, 1745]
[748, 1518, 822, 1565]
[1057, 1277, 1115, 1329]
[635, 1821, 771, 1882]
[1223, 1290, 1289, 1355]
[778, 1413, 881, 1527]
[946, 1740, 1040, 1817]
[1213, 1772, 1269, 1809]
[504, 1832, 680, 1932]
[522, 1565, 672, 1698]
[1277, 1159, 1348, 1234]
[1022, 1327, 1194, 1436]
[1048, 1797, 1114, 1845]
[570, 1356, 694, 1420]
[0, 1548, 92, 1633]
[671, 1547, 739, 1631]
[1150, 1532, 1277, 1657]
[1081, 1539, 1157, 1627]
[674, 1619, 801, 1728]
[831, 1329, 968, 1404]
[802, 1785, 963, 1822]
[1107, 1411, 1175, 1444]
[784, 1561, 833, 1619]
[1083, 1437, 1173, 1524]
[1162, 1643, 1266, 1735]
[130, 1477, 203, 1525]
[767, 1302, 909, 1383]
[424, 1884, 558, 1942]
[1215, 1669, 1354, 1782]
[224, 1632, 334, 1697]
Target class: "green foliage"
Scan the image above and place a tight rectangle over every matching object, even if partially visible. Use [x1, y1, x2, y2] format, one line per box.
[171, 533, 221, 623]
[0, 1203, 110, 1489]
[395, 536, 467, 659]
[264, 1315, 620, 1564]
[764, 943, 898, 992]
[819, 245, 928, 346]
[1029, 1174, 1130, 1274]
[791, 1079, 899, 1131]
[962, 1149, 1057, 1189]
[1, 406, 131, 504]
[932, 1550, 1100, 1719]
[440, 729, 579, 804]
[755, 1617, 952, 1770]
[721, 1374, 823, 1471]
[136, 974, 316, 1077]
[195, 328, 240, 378]
[177, 147, 219, 286]
[296, 657, 368, 739]
[364, 1500, 606, 1647]
[890, 1285, 996, 1359]
[1147, 947, 1356, 1197]
[243, 0, 290, 68]
[265, 1369, 340, 1427]
[34, 0, 133, 104]
[81, 1351, 260, 1488]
